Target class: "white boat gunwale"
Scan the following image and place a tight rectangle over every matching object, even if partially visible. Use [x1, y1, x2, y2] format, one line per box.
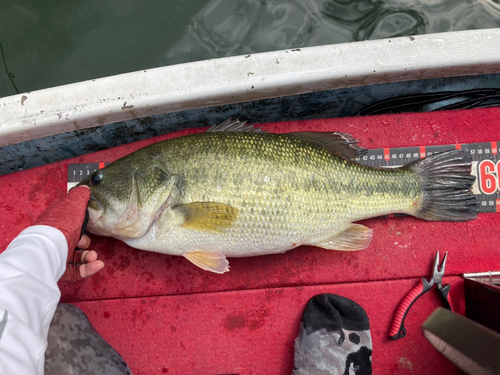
[1, 28, 500, 148]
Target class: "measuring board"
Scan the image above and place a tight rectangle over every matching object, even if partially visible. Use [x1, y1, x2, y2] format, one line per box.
[68, 141, 500, 213]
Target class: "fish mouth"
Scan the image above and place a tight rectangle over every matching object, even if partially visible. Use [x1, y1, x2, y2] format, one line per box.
[87, 196, 104, 224]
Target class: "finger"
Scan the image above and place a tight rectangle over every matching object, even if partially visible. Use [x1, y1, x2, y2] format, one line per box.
[60, 264, 82, 282]
[77, 234, 91, 249]
[80, 260, 105, 278]
[80, 250, 98, 263]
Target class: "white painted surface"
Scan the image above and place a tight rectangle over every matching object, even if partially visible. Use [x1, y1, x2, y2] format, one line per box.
[1, 28, 500, 147]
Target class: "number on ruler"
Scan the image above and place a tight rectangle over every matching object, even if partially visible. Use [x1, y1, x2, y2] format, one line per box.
[478, 160, 500, 194]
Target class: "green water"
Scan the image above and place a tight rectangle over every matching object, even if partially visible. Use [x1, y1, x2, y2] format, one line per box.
[1, 0, 500, 98]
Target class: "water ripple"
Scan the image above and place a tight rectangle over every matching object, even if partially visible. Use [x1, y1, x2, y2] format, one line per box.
[162, 0, 500, 66]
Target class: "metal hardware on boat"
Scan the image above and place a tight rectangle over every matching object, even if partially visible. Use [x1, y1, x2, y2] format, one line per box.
[463, 271, 500, 278]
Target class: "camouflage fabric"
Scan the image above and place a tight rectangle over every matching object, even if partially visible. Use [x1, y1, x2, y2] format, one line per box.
[293, 294, 372, 375]
[44, 303, 132, 375]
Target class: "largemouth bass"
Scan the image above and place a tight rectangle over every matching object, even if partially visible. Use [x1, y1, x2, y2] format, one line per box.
[78, 119, 478, 273]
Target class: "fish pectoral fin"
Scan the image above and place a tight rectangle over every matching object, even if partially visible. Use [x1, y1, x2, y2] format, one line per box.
[312, 224, 373, 251]
[289, 132, 367, 160]
[174, 202, 238, 233]
[183, 251, 230, 274]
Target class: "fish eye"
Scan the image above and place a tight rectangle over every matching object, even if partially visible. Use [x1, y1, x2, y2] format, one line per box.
[90, 170, 103, 186]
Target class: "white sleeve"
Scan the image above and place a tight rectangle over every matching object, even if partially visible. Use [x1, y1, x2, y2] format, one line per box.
[0, 225, 68, 375]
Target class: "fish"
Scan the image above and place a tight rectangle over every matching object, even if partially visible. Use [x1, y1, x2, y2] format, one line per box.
[78, 119, 478, 273]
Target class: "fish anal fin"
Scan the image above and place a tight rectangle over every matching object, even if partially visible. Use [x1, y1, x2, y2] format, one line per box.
[207, 118, 265, 133]
[313, 224, 373, 251]
[183, 251, 230, 273]
[290, 132, 367, 160]
[175, 202, 238, 233]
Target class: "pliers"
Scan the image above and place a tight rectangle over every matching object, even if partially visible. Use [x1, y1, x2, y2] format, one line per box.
[389, 251, 454, 340]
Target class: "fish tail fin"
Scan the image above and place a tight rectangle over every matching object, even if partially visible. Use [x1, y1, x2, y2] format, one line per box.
[406, 149, 479, 221]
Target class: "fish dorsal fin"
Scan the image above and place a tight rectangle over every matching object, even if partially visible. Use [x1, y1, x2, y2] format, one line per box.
[183, 251, 229, 273]
[174, 202, 239, 233]
[311, 223, 373, 251]
[290, 132, 367, 160]
[207, 118, 265, 133]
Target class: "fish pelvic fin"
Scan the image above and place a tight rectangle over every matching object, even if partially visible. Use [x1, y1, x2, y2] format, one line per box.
[289, 132, 367, 160]
[174, 202, 239, 233]
[207, 118, 265, 133]
[406, 149, 479, 221]
[183, 251, 230, 273]
[312, 223, 373, 251]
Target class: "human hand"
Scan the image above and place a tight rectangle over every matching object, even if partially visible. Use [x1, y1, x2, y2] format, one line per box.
[34, 186, 104, 281]
[72, 234, 105, 279]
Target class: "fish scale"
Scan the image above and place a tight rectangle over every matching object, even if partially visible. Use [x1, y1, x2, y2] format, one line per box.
[79, 120, 478, 273]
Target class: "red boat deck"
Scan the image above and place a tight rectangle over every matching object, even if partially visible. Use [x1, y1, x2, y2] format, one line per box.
[1, 108, 499, 374]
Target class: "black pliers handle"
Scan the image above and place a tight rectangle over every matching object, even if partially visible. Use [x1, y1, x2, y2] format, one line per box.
[389, 251, 453, 340]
